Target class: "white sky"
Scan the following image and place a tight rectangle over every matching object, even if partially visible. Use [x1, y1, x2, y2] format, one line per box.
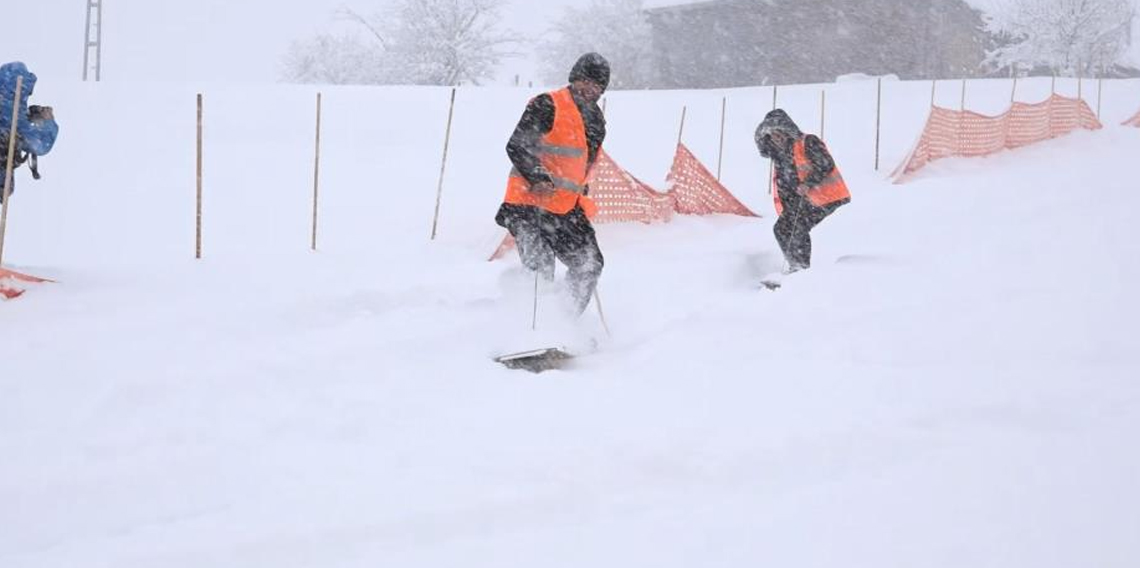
[4, 0, 587, 85]
[2, 0, 1137, 85]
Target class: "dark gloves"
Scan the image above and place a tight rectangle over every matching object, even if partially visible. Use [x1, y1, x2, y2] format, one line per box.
[529, 180, 555, 195]
[29, 105, 54, 122]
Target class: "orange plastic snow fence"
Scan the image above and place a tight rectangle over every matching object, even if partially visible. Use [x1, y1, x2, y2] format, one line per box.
[489, 145, 755, 261]
[667, 143, 757, 217]
[892, 94, 1102, 183]
[0, 267, 52, 300]
[1124, 107, 1140, 128]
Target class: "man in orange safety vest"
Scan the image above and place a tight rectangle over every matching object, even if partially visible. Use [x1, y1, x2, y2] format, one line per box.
[495, 53, 609, 316]
[756, 109, 850, 273]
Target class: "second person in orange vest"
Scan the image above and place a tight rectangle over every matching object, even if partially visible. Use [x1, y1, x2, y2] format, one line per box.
[755, 109, 850, 273]
[495, 53, 609, 316]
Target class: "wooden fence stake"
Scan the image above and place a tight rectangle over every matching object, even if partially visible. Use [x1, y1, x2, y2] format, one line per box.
[716, 96, 726, 180]
[1097, 77, 1104, 119]
[196, 93, 203, 260]
[430, 88, 457, 241]
[820, 89, 827, 138]
[311, 92, 322, 251]
[768, 85, 778, 195]
[676, 105, 687, 147]
[874, 77, 882, 171]
[0, 76, 24, 265]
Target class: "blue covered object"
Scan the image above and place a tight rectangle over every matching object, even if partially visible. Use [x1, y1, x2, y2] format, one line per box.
[1, 61, 59, 157]
[1, 61, 58, 201]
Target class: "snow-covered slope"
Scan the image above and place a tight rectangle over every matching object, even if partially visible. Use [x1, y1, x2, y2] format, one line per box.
[2, 77, 1139, 567]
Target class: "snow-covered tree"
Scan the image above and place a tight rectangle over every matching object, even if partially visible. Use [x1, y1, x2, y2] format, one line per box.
[281, 0, 516, 86]
[537, 0, 658, 90]
[280, 34, 385, 85]
[985, 0, 1137, 75]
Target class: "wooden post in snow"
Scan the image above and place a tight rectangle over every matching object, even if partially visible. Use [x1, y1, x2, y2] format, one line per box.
[716, 96, 726, 180]
[0, 76, 24, 266]
[957, 80, 966, 152]
[430, 88, 457, 241]
[819, 90, 827, 139]
[768, 85, 778, 195]
[311, 92, 322, 251]
[1011, 76, 1018, 104]
[1077, 64, 1083, 101]
[874, 77, 883, 172]
[676, 105, 687, 147]
[930, 79, 937, 108]
[1097, 77, 1104, 119]
[195, 93, 203, 260]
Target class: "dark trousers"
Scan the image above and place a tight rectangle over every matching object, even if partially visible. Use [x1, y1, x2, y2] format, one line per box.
[773, 197, 843, 270]
[0, 156, 12, 203]
[497, 204, 604, 316]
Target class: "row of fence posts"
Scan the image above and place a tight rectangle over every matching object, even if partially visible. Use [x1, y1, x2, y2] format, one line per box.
[942, 73, 1107, 160]
[938, 73, 1107, 117]
[189, 74, 1120, 258]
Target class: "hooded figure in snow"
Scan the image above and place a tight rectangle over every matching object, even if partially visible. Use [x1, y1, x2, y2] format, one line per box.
[495, 53, 609, 316]
[755, 109, 849, 272]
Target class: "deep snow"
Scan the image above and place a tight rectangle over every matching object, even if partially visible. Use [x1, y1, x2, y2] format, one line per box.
[2, 76, 1139, 567]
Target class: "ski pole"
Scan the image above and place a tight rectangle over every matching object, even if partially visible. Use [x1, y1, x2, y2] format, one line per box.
[531, 272, 539, 331]
[594, 287, 612, 338]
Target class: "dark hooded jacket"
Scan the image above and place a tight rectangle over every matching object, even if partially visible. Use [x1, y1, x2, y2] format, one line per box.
[496, 88, 606, 229]
[497, 53, 609, 229]
[755, 109, 835, 212]
[505, 89, 606, 188]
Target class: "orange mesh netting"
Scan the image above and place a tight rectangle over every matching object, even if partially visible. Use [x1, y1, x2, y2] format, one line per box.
[586, 149, 676, 225]
[667, 143, 757, 217]
[489, 149, 672, 261]
[489, 145, 755, 261]
[0, 267, 51, 300]
[892, 94, 1102, 182]
[1124, 107, 1140, 128]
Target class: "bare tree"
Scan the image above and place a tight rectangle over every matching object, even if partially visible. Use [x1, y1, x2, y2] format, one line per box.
[537, 0, 658, 90]
[986, 0, 1137, 75]
[280, 34, 385, 84]
[281, 0, 516, 86]
[387, 0, 518, 85]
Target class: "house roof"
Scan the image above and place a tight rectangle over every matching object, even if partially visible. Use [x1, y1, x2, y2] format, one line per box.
[643, 0, 729, 14]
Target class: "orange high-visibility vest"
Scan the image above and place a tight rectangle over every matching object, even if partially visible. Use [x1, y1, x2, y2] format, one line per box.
[502, 88, 598, 218]
[772, 137, 850, 216]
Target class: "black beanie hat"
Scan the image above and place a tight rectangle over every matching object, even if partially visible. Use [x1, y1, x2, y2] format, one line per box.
[568, 52, 610, 91]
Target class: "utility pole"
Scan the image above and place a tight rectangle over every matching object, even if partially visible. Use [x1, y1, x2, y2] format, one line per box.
[83, 0, 104, 81]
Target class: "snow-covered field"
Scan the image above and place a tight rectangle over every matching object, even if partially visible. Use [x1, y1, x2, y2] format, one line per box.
[2, 76, 1139, 567]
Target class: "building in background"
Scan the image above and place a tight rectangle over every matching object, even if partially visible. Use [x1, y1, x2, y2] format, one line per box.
[644, 0, 989, 87]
